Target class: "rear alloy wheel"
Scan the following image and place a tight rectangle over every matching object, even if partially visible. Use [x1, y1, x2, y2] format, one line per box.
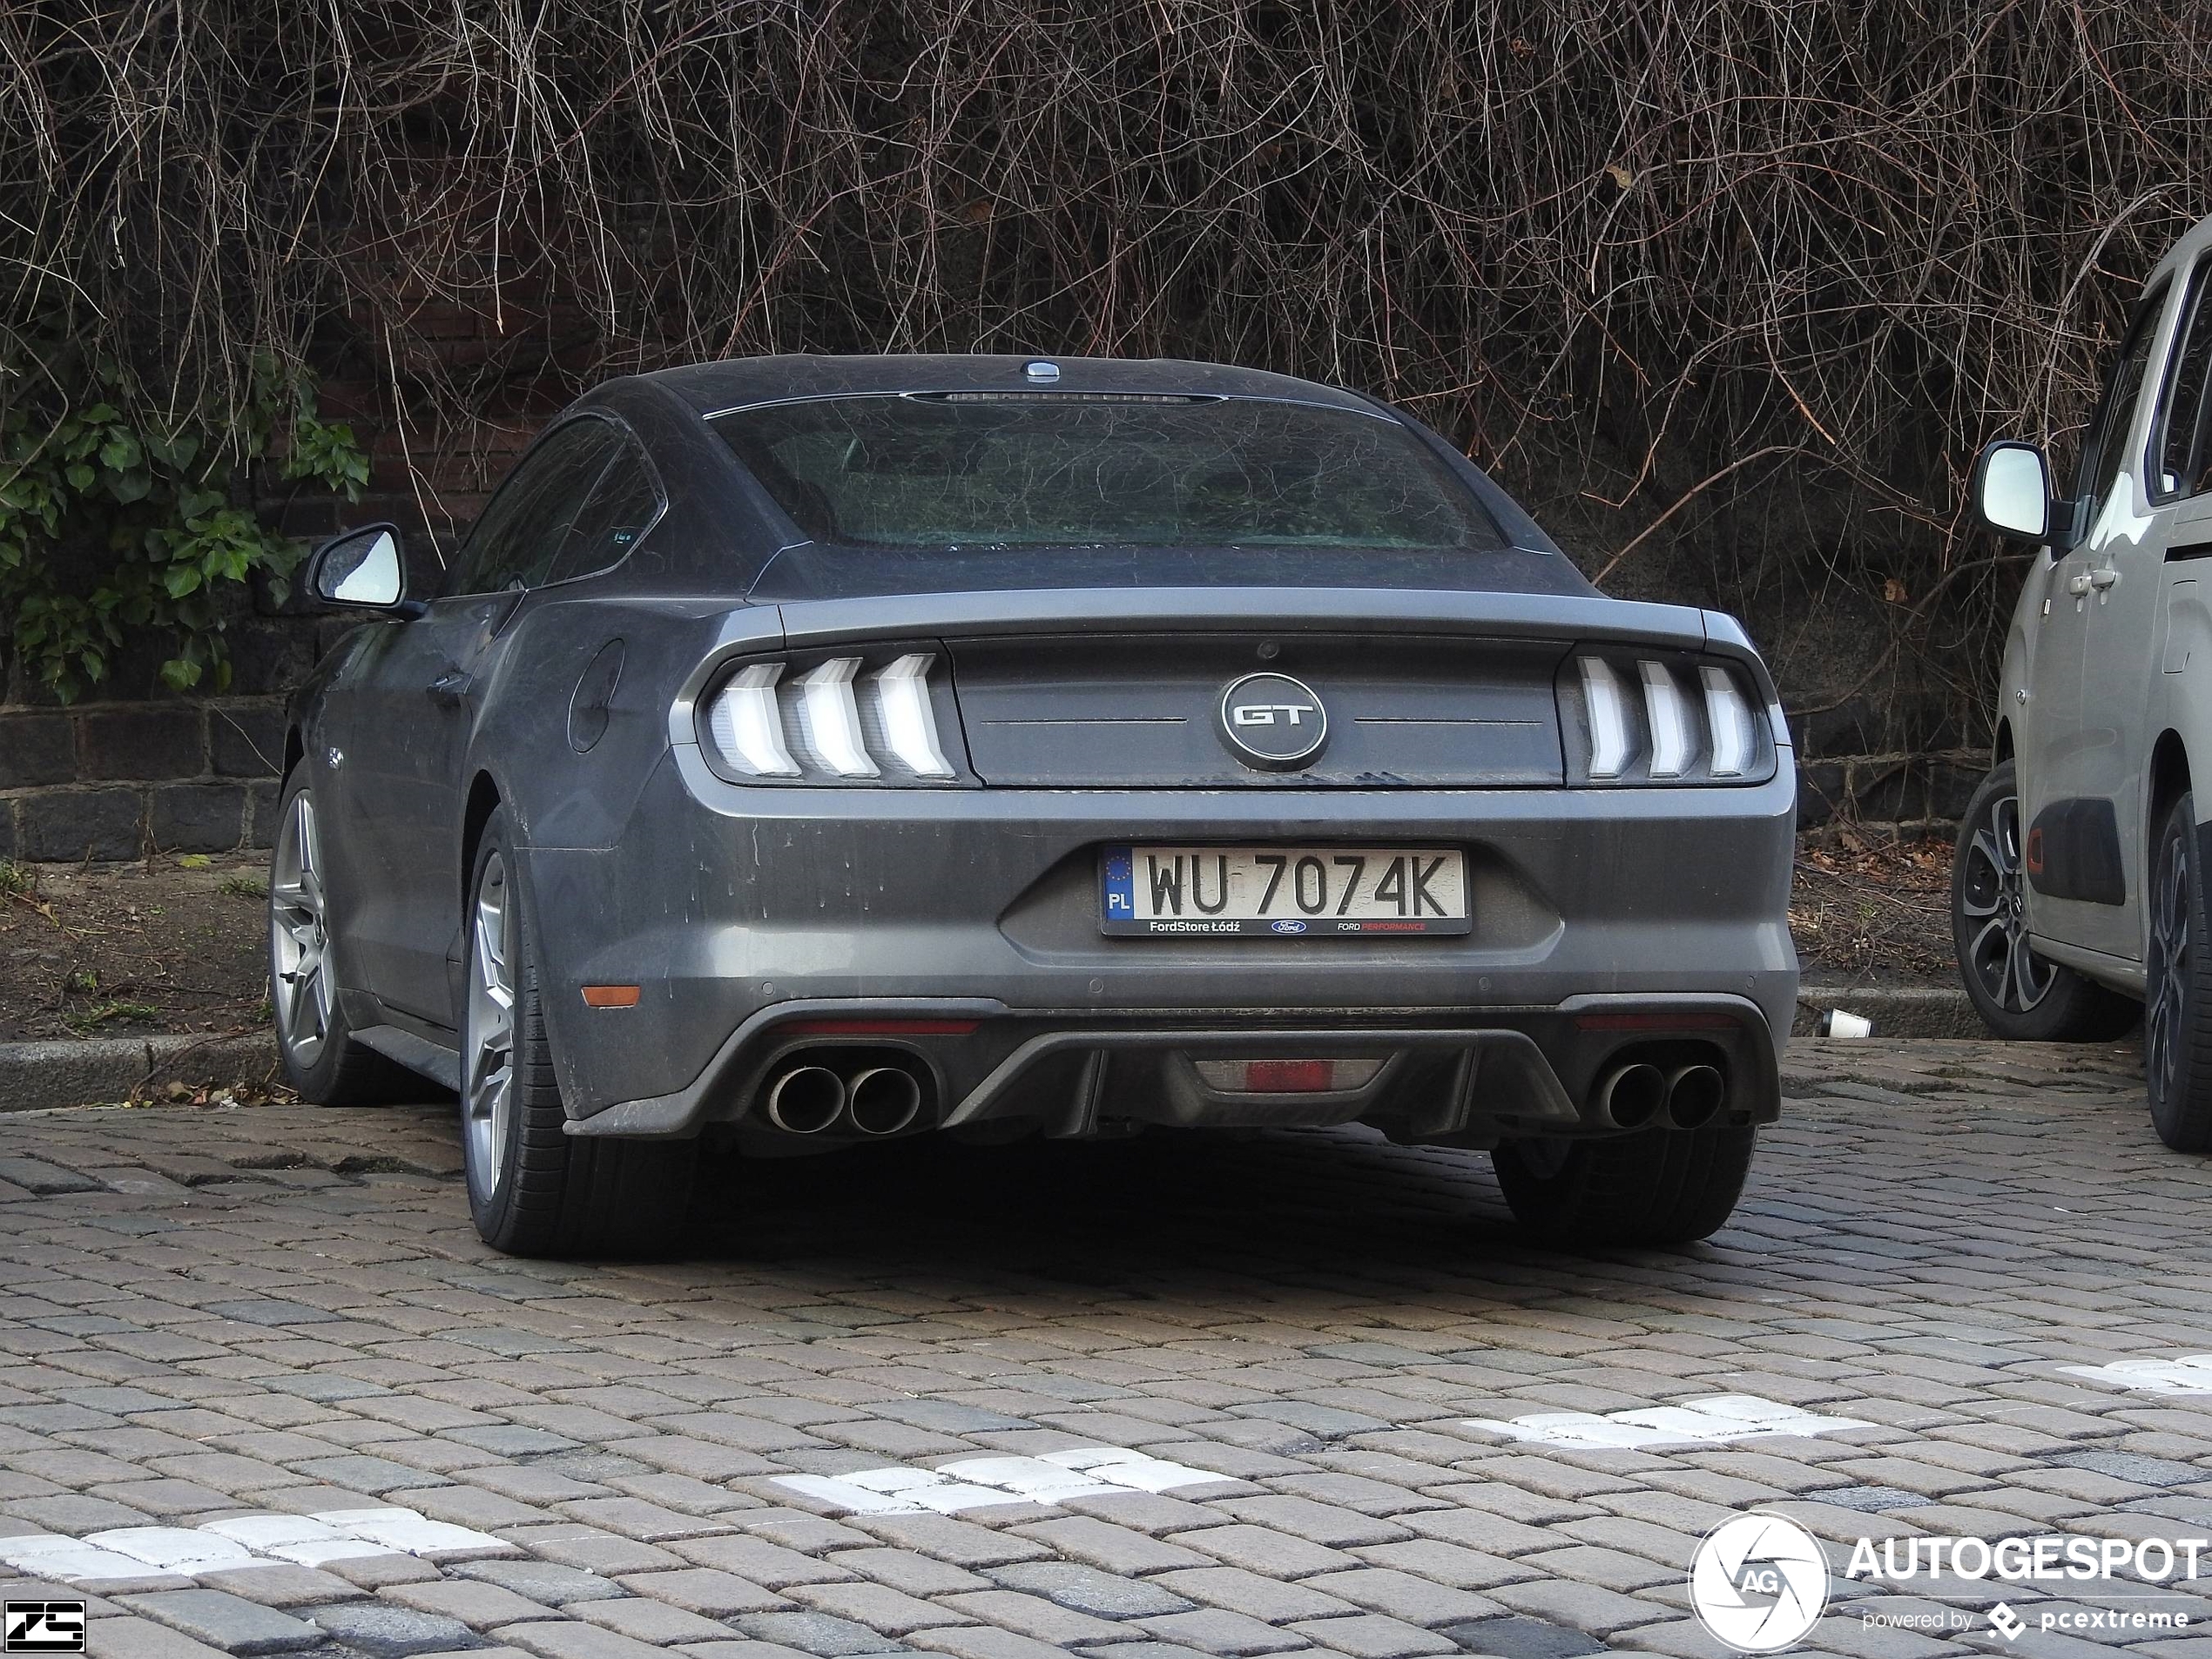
[462, 806, 697, 1258]
[268, 766, 414, 1105]
[2147, 793, 2212, 1151]
[1493, 1125, 1755, 1247]
[1950, 761, 2137, 1042]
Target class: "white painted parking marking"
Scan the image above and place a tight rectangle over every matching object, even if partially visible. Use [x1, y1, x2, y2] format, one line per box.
[0, 1535, 160, 1581]
[934, 1456, 1123, 1501]
[81, 1527, 257, 1573]
[1464, 1393, 1875, 1449]
[771, 1474, 936, 1515]
[313, 1507, 516, 1561]
[2059, 1355, 2212, 1394]
[199, 1513, 393, 1565]
[0, 1506, 515, 1582]
[771, 1444, 1236, 1514]
[1042, 1445, 1231, 1492]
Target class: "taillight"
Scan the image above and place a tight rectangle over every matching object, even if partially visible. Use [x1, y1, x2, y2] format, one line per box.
[1559, 652, 1773, 785]
[701, 652, 961, 783]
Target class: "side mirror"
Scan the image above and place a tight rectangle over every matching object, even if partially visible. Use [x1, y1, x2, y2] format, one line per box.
[307, 523, 423, 616]
[1970, 440, 2054, 544]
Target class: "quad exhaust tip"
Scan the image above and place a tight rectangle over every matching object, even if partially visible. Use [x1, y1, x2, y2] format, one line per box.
[1595, 1062, 1668, 1130]
[762, 1058, 928, 1136]
[765, 1065, 845, 1135]
[848, 1066, 923, 1136]
[1591, 1058, 1728, 1130]
[1664, 1063, 1725, 1130]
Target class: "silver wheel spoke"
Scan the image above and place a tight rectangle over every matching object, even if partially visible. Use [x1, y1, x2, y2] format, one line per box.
[1970, 827, 2009, 878]
[2012, 934, 2053, 1010]
[464, 852, 518, 1204]
[268, 789, 333, 1069]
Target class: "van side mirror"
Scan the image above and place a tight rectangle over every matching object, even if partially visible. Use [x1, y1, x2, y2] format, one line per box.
[307, 524, 424, 617]
[1971, 440, 2055, 544]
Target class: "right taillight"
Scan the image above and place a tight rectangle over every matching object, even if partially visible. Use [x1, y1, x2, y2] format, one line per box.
[1559, 651, 1774, 785]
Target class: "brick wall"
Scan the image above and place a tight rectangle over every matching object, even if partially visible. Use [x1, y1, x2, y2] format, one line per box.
[0, 555, 1986, 864]
[1790, 692, 1985, 840]
[0, 369, 1987, 860]
[0, 697, 296, 862]
[0, 275, 555, 865]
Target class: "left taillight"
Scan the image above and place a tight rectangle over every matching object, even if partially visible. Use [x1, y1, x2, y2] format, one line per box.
[700, 651, 961, 783]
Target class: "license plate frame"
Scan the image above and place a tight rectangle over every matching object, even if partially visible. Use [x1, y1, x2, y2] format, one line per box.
[1100, 844, 1471, 937]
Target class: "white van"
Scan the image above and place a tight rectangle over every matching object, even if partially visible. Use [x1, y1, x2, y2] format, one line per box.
[1963, 211, 2212, 1151]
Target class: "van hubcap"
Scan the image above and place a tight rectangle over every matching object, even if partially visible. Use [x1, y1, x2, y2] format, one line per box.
[2149, 828, 2192, 1108]
[1959, 790, 2054, 1013]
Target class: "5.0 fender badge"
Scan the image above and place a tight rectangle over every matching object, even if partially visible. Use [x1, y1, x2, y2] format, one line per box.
[1217, 671, 1328, 771]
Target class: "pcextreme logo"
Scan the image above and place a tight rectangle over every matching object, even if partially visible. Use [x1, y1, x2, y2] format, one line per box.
[1689, 1513, 1831, 1653]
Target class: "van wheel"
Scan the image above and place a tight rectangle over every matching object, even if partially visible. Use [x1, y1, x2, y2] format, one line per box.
[2148, 794, 2212, 1151]
[462, 806, 696, 1257]
[1493, 1126, 1755, 1246]
[1951, 761, 2137, 1042]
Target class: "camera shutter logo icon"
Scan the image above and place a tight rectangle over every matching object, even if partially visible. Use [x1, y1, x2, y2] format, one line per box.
[5, 1602, 85, 1655]
[1689, 1514, 1830, 1653]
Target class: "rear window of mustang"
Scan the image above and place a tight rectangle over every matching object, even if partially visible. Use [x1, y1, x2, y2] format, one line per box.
[710, 394, 1507, 552]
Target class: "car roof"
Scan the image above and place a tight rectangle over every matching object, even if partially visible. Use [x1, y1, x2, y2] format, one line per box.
[637, 354, 1386, 417]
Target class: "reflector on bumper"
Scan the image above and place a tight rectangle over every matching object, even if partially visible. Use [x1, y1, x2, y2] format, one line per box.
[1191, 1057, 1387, 1094]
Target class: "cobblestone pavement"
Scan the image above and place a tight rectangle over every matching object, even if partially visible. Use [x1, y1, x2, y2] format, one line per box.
[5, 1037, 2212, 1659]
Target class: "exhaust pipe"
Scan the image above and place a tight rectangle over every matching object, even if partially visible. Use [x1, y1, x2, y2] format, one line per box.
[846, 1066, 923, 1136]
[1663, 1063, 1726, 1130]
[1592, 1062, 1666, 1130]
[765, 1065, 845, 1134]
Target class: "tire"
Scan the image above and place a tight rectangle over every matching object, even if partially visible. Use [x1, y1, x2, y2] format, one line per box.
[2147, 793, 2212, 1151]
[1951, 760, 2138, 1042]
[1493, 1125, 1755, 1247]
[462, 806, 697, 1257]
[267, 765, 418, 1105]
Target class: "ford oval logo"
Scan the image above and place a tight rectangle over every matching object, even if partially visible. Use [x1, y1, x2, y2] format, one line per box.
[1218, 671, 1328, 770]
[1271, 918, 1308, 934]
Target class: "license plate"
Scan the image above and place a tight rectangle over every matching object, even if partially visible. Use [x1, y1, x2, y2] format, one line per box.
[1101, 845, 1470, 936]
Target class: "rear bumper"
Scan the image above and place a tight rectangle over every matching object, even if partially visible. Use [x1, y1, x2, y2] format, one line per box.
[521, 744, 1799, 1134]
[564, 993, 1783, 1145]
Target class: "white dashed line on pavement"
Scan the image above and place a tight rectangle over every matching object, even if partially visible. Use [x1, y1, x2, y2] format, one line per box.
[0, 1507, 515, 1583]
[2059, 1355, 2212, 1394]
[1464, 1392, 1876, 1449]
[772, 1444, 1234, 1514]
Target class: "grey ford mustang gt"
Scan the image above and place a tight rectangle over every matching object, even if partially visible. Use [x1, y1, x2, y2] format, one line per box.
[274, 354, 1798, 1257]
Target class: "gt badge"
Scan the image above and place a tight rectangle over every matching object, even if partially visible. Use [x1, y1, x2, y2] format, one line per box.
[1218, 672, 1328, 770]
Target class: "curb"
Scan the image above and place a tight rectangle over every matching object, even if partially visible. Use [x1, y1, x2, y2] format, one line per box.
[1793, 983, 1985, 1040]
[0, 1032, 279, 1114]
